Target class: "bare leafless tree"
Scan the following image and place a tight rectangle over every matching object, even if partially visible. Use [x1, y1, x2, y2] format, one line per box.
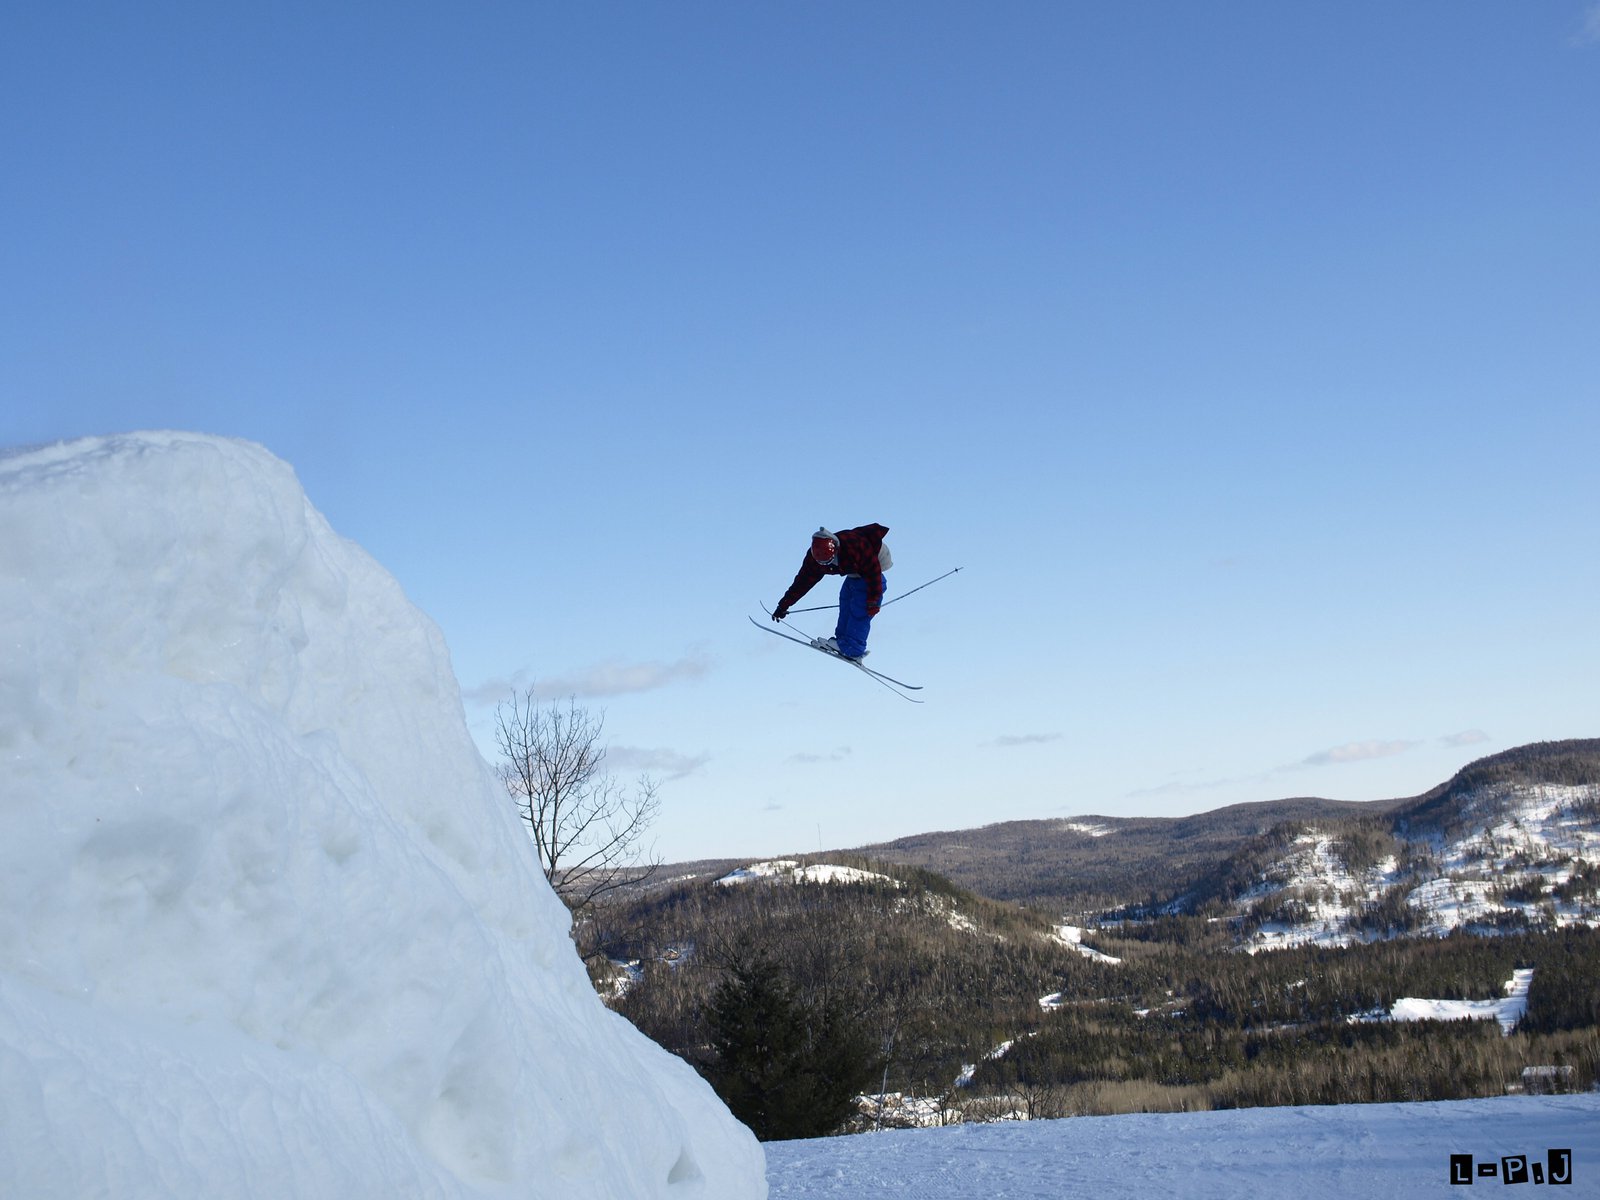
[495, 688, 661, 916]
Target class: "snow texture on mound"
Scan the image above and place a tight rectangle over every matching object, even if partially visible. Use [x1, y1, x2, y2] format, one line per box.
[0, 432, 765, 1200]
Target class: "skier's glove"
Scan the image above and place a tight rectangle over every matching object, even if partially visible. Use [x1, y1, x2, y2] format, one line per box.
[866, 605, 880, 618]
[772, 607, 788, 621]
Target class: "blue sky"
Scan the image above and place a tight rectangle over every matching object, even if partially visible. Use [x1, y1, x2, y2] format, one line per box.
[5, 2, 1597, 863]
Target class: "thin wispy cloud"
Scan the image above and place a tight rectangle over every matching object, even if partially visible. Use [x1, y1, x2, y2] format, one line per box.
[462, 669, 536, 707]
[1299, 739, 1421, 768]
[1126, 732, 1497, 809]
[1126, 771, 1274, 800]
[991, 733, 1062, 748]
[1130, 729, 1494, 805]
[606, 746, 709, 782]
[1574, 3, 1600, 45]
[543, 650, 714, 698]
[789, 746, 852, 765]
[462, 648, 713, 705]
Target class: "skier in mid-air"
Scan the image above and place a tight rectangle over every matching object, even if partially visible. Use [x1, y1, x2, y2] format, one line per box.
[772, 524, 891, 661]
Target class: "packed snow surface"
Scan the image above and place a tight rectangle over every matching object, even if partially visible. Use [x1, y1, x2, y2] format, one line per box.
[0, 433, 765, 1199]
[765, 1095, 1598, 1199]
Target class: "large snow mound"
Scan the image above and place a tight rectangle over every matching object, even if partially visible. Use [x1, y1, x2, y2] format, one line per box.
[0, 432, 765, 1199]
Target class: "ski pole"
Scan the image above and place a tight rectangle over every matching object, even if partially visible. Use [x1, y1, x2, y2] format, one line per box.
[882, 565, 963, 609]
[786, 566, 963, 613]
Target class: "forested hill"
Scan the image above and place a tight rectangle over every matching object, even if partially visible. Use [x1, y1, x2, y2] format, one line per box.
[1162, 739, 1599, 950]
[596, 741, 1600, 1136]
[1397, 739, 1600, 834]
[595, 831, 1600, 1137]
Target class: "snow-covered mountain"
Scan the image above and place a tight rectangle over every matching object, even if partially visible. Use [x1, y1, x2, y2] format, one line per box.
[1214, 773, 1600, 952]
[835, 745, 1600, 936]
[0, 433, 765, 1199]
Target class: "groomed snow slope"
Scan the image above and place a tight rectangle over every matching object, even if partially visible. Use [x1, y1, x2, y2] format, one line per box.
[0, 432, 765, 1200]
[766, 1094, 1598, 1199]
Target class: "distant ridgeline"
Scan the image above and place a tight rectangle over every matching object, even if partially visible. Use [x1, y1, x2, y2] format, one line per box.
[827, 740, 1600, 937]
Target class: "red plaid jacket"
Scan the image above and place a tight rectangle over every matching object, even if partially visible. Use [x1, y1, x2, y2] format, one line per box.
[776, 524, 890, 617]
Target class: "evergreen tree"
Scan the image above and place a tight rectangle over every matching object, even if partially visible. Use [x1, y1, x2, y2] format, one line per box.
[702, 954, 881, 1141]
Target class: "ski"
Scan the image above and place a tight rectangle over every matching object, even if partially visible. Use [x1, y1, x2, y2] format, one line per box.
[749, 614, 924, 702]
[753, 609, 924, 690]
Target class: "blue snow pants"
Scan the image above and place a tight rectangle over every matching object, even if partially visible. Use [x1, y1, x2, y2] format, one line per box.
[834, 573, 886, 659]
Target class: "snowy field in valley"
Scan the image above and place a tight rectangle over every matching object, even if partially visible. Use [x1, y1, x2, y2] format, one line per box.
[765, 1094, 1598, 1199]
[1370, 968, 1534, 1036]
